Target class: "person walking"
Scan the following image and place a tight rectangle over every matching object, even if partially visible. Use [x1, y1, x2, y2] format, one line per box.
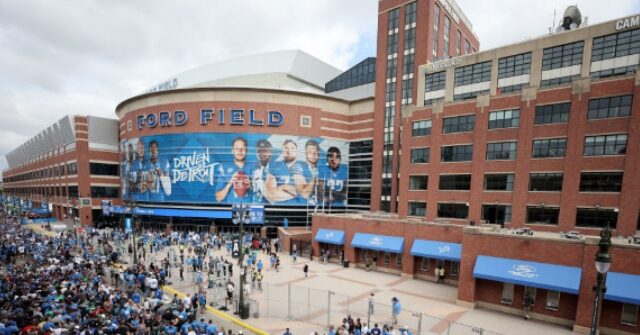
[391, 297, 401, 325]
[439, 265, 446, 283]
[303, 263, 309, 278]
[292, 244, 298, 263]
[179, 264, 184, 281]
[523, 293, 534, 320]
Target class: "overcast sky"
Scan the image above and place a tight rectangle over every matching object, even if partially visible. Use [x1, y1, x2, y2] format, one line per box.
[1, 0, 638, 174]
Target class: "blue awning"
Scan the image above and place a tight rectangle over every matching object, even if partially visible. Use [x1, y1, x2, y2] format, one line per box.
[410, 240, 461, 262]
[473, 255, 582, 294]
[315, 229, 345, 245]
[351, 233, 404, 253]
[30, 208, 49, 215]
[605, 272, 640, 305]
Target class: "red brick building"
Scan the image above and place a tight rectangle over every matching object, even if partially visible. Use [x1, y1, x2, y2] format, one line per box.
[313, 7, 640, 334]
[2, 115, 121, 226]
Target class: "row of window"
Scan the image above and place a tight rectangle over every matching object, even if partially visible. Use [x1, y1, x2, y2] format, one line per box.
[409, 134, 628, 163]
[3, 185, 121, 199]
[3, 161, 122, 184]
[425, 28, 639, 103]
[407, 202, 619, 228]
[500, 284, 638, 326]
[416, 96, 633, 137]
[408, 171, 623, 193]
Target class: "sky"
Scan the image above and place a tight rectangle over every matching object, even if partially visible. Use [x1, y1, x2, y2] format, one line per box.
[1, 0, 638, 174]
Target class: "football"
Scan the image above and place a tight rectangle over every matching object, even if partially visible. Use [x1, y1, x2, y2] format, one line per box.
[233, 171, 250, 197]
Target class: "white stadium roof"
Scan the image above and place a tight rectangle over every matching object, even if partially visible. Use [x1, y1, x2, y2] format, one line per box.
[143, 50, 344, 96]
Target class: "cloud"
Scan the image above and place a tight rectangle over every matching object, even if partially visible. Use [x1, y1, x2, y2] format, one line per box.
[0, 0, 638, 175]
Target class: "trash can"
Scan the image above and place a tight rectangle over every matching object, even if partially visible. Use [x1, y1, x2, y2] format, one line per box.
[239, 303, 250, 319]
[343, 260, 349, 268]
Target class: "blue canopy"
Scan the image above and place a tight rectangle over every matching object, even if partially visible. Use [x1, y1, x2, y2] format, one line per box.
[473, 255, 582, 294]
[410, 240, 462, 261]
[315, 229, 345, 245]
[605, 272, 640, 305]
[351, 233, 404, 253]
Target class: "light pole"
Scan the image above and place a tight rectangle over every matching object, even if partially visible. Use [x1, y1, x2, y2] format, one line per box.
[590, 225, 612, 335]
[232, 203, 251, 319]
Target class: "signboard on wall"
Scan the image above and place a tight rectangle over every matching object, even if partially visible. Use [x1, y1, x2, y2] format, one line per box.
[120, 132, 349, 208]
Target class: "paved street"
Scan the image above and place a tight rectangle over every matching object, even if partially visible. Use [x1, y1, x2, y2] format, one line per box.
[107, 231, 579, 335]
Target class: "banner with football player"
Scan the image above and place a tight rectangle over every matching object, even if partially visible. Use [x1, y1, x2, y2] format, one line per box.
[120, 133, 349, 207]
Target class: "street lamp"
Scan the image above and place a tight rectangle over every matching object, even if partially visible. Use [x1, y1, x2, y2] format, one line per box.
[232, 203, 251, 319]
[590, 225, 612, 335]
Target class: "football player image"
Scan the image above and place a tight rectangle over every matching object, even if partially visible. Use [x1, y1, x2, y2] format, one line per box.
[299, 139, 320, 205]
[319, 146, 348, 207]
[266, 139, 305, 204]
[215, 137, 255, 203]
[146, 140, 172, 202]
[250, 139, 273, 203]
[134, 140, 149, 201]
[125, 142, 135, 198]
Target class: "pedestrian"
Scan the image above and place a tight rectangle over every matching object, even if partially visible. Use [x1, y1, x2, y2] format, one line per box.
[523, 293, 534, 320]
[275, 256, 280, 272]
[391, 297, 401, 325]
[292, 243, 298, 263]
[439, 265, 446, 283]
[303, 263, 309, 277]
[256, 270, 263, 291]
[283, 328, 292, 335]
[434, 265, 440, 283]
[368, 293, 375, 316]
[180, 264, 184, 281]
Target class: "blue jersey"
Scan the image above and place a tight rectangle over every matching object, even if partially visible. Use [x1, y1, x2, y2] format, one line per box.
[133, 157, 148, 201]
[250, 163, 272, 204]
[215, 161, 255, 203]
[301, 163, 320, 206]
[147, 159, 170, 202]
[269, 160, 304, 204]
[319, 163, 348, 206]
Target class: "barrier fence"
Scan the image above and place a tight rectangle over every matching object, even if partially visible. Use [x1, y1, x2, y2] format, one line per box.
[206, 280, 503, 335]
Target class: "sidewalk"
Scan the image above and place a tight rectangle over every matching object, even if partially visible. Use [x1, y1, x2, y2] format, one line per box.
[130, 242, 577, 335]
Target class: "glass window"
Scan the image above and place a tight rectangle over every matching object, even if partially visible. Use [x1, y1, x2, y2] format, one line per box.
[575, 208, 618, 229]
[437, 203, 469, 219]
[486, 142, 517, 160]
[456, 30, 461, 56]
[421, 257, 430, 271]
[464, 39, 470, 55]
[529, 173, 563, 191]
[579, 172, 623, 192]
[498, 52, 532, 79]
[425, 71, 446, 92]
[67, 162, 78, 175]
[409, 175, 428, 190]
[450, 261, 459, 276]
[388, 8, 400, 31]
[405, 2, 417, 24]
[396, 252, 402, 266]
[408, 202, 426, 217]
[90, 186, 120, 198]
[546, 291, 560, 311]
[325, 58, 377, 93]
[443, 16, 451, 58]
[442, 115, 475, 134]
[621, 304, 638, 326]
[454, 61, 492, 86]
[482, 204, 512, 225]
[441, 145, 473, 162]
[410, 147, 430, 163]
[412, 120, 432, 136]
[542, 41, 584, 70]
[484, 174, 515, 191]
[591, 28, 640, 78]
[89, 163, 119, 176]
[488, 109, 520, 129]
[439, 174, 471, 190]
[384, 252, 390, 265]
[532, 138, 567, 158]
[583, 134, 627, 156]
[361, 249, 369, 261]
[588, 95, 633, 119]
[526, 206, 560, 224]
[432, 5, 440, 60]
[534, 102, 571, 125]
[501, 283, 514, 305]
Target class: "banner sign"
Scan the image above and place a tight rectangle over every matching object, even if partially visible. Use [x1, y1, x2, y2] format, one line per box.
[124, 218, 133, 233]
[120, 132, 349, 207]
[107, 206, 232, 220]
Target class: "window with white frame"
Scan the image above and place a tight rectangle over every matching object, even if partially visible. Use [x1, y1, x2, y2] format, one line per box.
[621, 304, 638, 326]
[523, 286, 537, 304]
[421, 257, 430, 271]
[546, 290, 560, 310]
[501, 283, 514, 304]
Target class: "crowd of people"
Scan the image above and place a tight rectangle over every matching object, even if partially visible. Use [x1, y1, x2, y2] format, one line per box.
[0, 209, 247, 335]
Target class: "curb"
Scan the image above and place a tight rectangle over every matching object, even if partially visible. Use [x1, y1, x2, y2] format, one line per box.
[161, 285, 269, 335]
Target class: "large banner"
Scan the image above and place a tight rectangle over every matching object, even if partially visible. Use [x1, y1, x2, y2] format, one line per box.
[120, 133, 349, 207]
